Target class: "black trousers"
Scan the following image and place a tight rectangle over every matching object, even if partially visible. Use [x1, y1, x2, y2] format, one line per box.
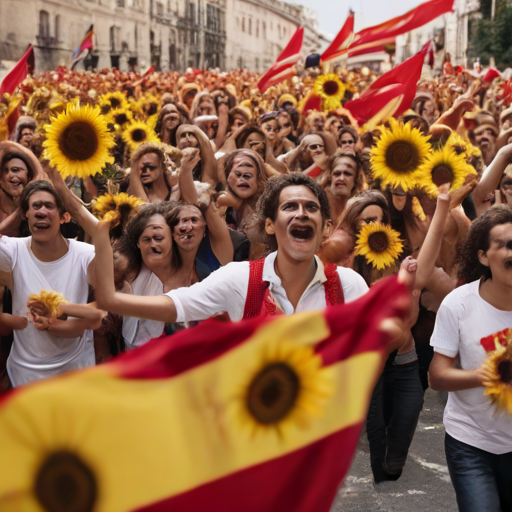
[366, 360, 424, 481]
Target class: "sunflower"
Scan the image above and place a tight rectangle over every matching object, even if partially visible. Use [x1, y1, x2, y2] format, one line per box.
[92, 192, 145, 228]
[108, 107, 133, 130]
[43, 101, 115, 179]
[446, 131, 481, 159]
[355, 223, 404, 270]
[483, 338, 512, 415]
[99, 91, 128, 113]
[418, 145, 477, 197]
[26, 290, 68, 318]
[370, 118, 432, 191]
[313, 74, 346, 111]
[142, 93, 160, 117]
[122, 121, 159, 152]
[234, 342, 333, 438]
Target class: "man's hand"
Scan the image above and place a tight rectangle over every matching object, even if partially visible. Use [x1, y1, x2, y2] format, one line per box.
[27, 301, 52, 331]
[180, 148, 201, 171]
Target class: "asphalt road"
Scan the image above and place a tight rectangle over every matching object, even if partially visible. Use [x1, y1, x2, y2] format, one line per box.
[331, 389, 458, 512]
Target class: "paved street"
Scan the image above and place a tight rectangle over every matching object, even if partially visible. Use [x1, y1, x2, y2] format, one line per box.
[331, 389, 458, 512]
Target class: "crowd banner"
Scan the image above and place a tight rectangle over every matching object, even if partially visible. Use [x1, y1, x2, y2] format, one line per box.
[321, 11, 355, 63]
[258, 26, 304, 93]
[0, 44, 34, 96]
[347, 0, 455, 57]
[71, 25, 95, 70]
[344, 42, 431, 127]
[0, 276, 409, 512]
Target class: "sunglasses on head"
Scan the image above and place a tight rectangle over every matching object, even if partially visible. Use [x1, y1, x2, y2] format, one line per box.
[308, 144, 324, 150]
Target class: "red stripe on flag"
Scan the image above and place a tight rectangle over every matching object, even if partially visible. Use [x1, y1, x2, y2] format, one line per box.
[134, 422, 363, 512]
[348, 0, 454, 54]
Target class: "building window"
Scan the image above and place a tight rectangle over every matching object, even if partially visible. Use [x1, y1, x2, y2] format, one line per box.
[242, 17, 245, 32]
[157, 1, 164, 15]
[248, 18, 252, 35]
[110, 26, 120, 53]
[135, 23, 138, 48]
[256, 20, 259, 37]
[262, 21, 266, 38]
[39, 11, 50, 38]
[54, 15, 60, 42]
[236, 17, 239, 29]
[255, 57, 259, 70]
[117, 0, 125, 7]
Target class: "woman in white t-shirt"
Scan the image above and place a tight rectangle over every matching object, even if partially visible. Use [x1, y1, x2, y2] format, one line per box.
[430, 205, 512, 512]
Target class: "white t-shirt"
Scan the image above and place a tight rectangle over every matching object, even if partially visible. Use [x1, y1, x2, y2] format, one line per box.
[430, 280, 512, 454]
[0, 236, 95, 387]
[167, 251, 368, 323]
[122, 265, 164, 350]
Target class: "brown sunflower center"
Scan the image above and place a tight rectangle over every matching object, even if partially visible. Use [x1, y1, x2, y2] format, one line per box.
[132, 128, 147, 142]
[497, 359, 512, 383]
[247, 362, 300, 424]
[431, 164, 453, 187]
[34, 451, 97, 512]
[58, 121, 99, 161]
[114, 113, 128, 125]
[110, 97, 122, 109]
[385, 141, 419, 173]
[148, 103, 158, 116]
[323, 80, 339, 96]
[100, 104, 111, 115]
[368, 231, 389, 253]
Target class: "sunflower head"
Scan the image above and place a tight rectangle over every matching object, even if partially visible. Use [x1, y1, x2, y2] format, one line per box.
[483, 338, 512, 415]
[370, 118, 432, 191]
[99, 91, 128, 111]
[108, 107, 133, 130]
[92, 192, 145, 228]
[355, 222, 404, 270]
[313, 74, 346, 111]
[418, 145, 477, 197]
[236, 342, 333, 438]
[43, 101, 115, 179]
[122, 121, 159, 152]
[27, 290, 68, 318]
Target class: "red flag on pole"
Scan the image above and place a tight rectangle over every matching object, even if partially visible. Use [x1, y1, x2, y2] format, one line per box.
[347, 0, 454, 56]
[0, 45, 34, 96]
[258, 27, 304, 93]
[344, 42, 430, 127]
[321, 12, 355, 63]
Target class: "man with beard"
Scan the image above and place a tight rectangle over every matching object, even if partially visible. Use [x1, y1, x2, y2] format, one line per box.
[0, 181, 98, 386]
[430, 206, 512, 512]
[127, 142, 174, 203]
[322, 152, 363, 224]
[92, 173, 371, 324]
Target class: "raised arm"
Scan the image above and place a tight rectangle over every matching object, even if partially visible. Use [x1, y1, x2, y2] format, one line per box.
[127, 158, 150, 202]
[473, 143, 512, 216]
[205, 203, 234, 265]
[92, 221, 177, 322]
[46, 166, 99, 238]
[178, 148, 201, 203]
[0, 141, 47, 180]
[213, 102, 230, 151]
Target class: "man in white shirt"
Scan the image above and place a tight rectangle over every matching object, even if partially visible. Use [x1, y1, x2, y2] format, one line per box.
[0, 181, 96, 386]
[93, 173, 369, 323]
[430, 205, 512, 512]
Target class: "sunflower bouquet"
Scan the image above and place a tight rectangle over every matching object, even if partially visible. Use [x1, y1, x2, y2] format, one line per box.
[92, 192, 145, 228]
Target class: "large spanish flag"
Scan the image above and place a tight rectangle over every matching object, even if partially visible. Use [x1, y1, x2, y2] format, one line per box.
[0, 276, 409, 512]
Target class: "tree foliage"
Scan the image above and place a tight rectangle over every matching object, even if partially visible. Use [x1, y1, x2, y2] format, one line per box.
[473, 0, 512, 68]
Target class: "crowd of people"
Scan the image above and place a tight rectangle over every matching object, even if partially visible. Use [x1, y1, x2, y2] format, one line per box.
[1, 62, 512, 511]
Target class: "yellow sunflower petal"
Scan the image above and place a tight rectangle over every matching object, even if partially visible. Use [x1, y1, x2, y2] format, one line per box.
[313, 74, 346, 112]
[483, 339, 512, 415]
[43, 101, 115, 179]
[27, 290, 68, 318]
[92, 193, 145, 228]
[370, 118, 432, 192]
[355, 222, 404, 270]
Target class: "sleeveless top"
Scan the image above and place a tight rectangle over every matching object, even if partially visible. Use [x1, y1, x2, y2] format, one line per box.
[242, 258, 344, 320]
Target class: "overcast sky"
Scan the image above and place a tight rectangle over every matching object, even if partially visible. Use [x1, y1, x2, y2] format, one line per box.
[296, 0, 429, 36]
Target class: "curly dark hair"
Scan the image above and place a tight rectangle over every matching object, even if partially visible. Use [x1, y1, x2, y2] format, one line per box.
[1, 151, 35, 181]
[256, 173, 331, 252]
[457, 205, 512, 283]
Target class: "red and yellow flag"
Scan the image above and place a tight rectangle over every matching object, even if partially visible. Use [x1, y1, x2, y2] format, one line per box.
[0, 276, 409, 512]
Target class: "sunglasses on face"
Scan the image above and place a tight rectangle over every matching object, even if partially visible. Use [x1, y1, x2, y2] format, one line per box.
[502, 180, 512, 188]
[308, 144, 324, 151]
[141, 164, 158, 172]
[341, 140, 354, 145]
[280, 122, 292, 128]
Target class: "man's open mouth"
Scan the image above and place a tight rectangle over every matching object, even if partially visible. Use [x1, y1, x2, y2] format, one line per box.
[34, 221, 50, 230]
[150, 248, 162, 254]
[237, 183, 250, 189]
[290, 225, 314, 241]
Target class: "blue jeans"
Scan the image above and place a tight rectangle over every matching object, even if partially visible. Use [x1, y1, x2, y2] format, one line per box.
[445, 433, 512, 512]
[366, 360, 424, 481]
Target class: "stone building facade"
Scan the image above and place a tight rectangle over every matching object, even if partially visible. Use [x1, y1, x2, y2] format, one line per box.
[0, 0, 327, 73]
